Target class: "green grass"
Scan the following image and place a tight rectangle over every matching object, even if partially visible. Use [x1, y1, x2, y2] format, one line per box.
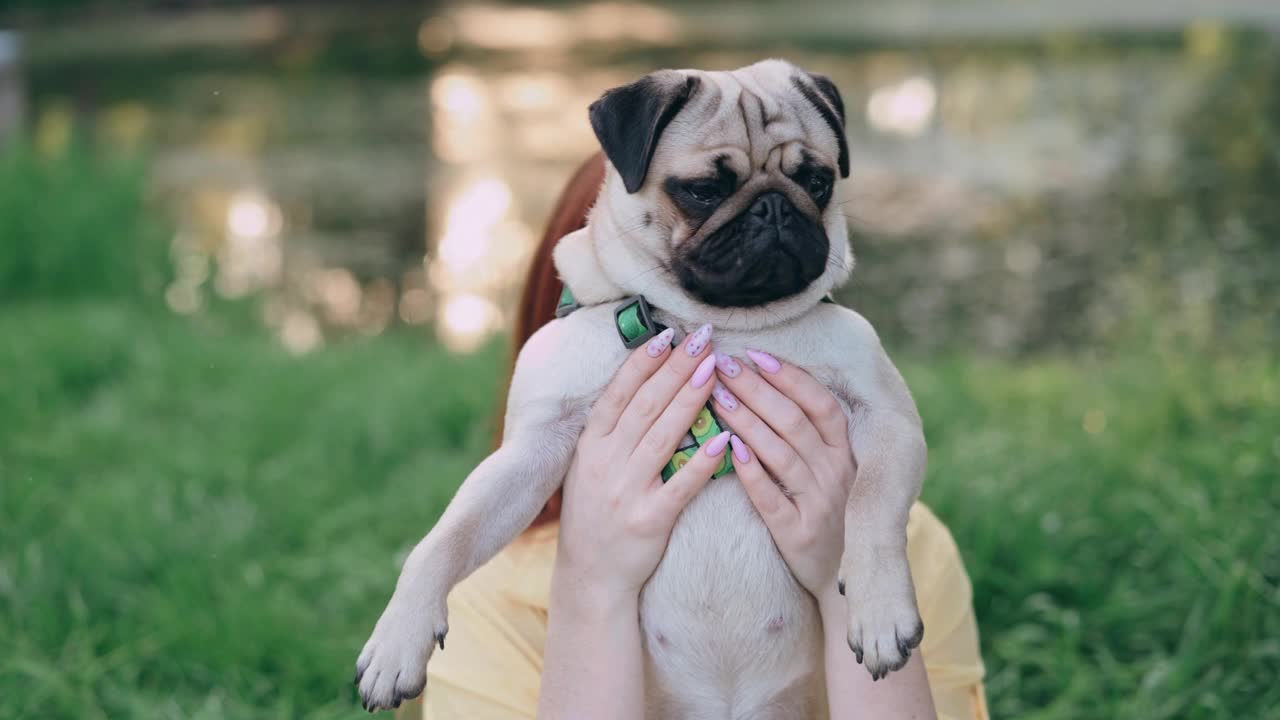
[1, 300, 1275, 719]
[0, 143, 169, 303]
[914, 350, 1280, 718]
[0, 302, 505, 720]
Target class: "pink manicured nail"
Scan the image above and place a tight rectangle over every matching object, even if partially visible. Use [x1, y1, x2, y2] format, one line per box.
[691, 353, 717, 389]
[716, 353, 742, 378]
[685, 323, 713, 356]
[712, 381, 739, 411]
[704, 430, 731, 457]
[745, 349, 781, 374]
[729, 434, 751, 462]
[646, 327, 675, 357]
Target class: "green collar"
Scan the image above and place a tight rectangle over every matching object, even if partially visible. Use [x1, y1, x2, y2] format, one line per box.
[555, 285, 837, 482]
[557, 287, 666, 349]
[556, 286, 837, 348]
[556, 286, 729, 481]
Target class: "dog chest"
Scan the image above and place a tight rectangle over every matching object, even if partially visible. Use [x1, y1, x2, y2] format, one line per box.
[638, 476, 824, 719]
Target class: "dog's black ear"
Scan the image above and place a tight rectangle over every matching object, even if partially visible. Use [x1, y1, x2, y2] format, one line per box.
[589, 71, 700, 193]
[792, 72, 849, 178]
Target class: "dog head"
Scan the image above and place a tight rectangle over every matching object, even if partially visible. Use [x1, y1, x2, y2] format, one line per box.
[563, 59, 853, 329]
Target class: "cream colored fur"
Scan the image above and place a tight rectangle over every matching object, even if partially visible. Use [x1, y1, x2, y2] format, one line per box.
[357, 60, 926, 719]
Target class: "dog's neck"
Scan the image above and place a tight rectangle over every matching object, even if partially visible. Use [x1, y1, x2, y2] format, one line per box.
[552, 221, 837, 334]
[551, 227, 626, 307]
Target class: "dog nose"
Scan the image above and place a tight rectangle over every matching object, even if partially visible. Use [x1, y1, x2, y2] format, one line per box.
[749, 192, 792, 226]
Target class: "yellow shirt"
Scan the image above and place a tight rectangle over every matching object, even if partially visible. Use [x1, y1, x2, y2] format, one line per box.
[414, 503, 988, 720]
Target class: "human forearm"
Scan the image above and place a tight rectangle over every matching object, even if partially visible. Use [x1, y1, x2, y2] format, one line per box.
[819, 587, 937, 720]
[537, 328, 722, 718]
[537, 570, 646, 720]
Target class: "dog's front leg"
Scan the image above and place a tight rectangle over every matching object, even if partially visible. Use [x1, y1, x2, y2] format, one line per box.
[354, 312, 621, 711]
[355, 415, 582, 710]
[839, 401, 927, 680]
[825, 314, 928, 680]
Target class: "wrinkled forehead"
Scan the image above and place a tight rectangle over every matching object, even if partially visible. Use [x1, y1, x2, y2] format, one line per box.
[651, 67, 839, 180]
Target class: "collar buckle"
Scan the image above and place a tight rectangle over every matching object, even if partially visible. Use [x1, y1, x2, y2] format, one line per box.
[613, 295, 664, 349]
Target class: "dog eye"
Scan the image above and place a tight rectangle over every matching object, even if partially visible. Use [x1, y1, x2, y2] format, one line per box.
[806, 173, 832, 200]
[683, 182, 722, 206]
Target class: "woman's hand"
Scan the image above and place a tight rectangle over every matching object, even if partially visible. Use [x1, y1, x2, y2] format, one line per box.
[711, 349, 854, 601]
[555, 322, 729, 604]
[714, 351, 938, 719]
[540, 323, 729, 720]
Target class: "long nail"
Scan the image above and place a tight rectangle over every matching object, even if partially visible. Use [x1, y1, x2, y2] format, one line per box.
[729, 434, 750, 462]
[685, 323, 713, 356]
[745, 349, 781, 374]
[704, 430, 731, 457]
[646, 327, 675, 357]
[691, 353, 717, 389]
[716, 353, 742, 378]
[712, 381, 739, 410]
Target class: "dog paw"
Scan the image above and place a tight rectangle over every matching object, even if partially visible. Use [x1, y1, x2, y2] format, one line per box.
[354, 594, 448, 712]
[839, 554, 923, 681]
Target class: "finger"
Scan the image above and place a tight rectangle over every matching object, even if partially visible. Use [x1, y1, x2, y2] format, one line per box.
[584, 327, 676, 437]
[729, 434, 799, 529]
[655, 430, 730, 518]
[715, 354, 828, 460]
[629, 356, 719, 479]
[612, 323, 715, 447]
[710, 382, 818, 493]
[743, 349, 849, 448]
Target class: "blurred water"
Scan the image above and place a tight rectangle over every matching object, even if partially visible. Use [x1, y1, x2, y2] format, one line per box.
[20, 2, 1280, 354]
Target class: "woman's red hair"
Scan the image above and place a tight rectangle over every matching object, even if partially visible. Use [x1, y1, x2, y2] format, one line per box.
[502, 152, 607, 530]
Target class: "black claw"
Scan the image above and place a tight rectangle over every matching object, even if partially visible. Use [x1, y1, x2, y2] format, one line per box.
[435, 629, 447, 651]
[847, 636, 863, 665]
[837, 579, 846, 596]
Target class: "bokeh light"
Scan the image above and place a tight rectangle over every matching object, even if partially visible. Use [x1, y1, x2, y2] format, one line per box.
[866, 75, 937, 136]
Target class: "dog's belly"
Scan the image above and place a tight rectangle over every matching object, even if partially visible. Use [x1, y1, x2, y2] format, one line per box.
[638, 475, 825, 720]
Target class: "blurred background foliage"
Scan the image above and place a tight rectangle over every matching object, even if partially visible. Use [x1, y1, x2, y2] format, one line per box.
[0, 143, 169, 302]
[0, 1, 1277, 719]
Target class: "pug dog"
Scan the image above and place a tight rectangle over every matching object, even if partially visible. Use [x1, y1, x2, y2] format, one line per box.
[356, 59, 927, 717]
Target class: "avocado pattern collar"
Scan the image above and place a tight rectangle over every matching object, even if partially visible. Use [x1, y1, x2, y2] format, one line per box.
[556, 286, 839, 481]
[555, 286, 733, 481]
